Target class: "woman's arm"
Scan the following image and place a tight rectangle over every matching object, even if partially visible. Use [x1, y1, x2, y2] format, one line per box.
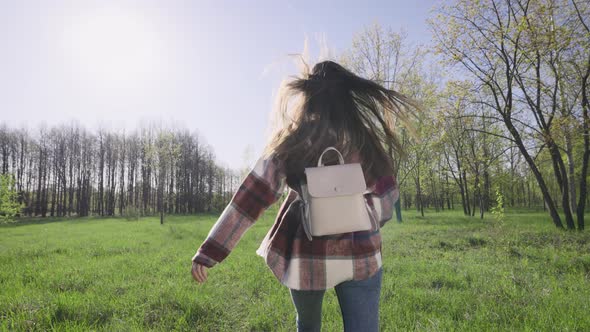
[365, 175, 400, 228]
[192, 153, 286, 268]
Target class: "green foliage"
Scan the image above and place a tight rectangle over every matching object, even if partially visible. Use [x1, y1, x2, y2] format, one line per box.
[1, 209, 589, 330]
[0, 173, 22, 222]
[122, 204, 142, 221]
[491, 187, 505, 226]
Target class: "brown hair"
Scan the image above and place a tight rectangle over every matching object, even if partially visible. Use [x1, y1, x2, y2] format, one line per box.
[264, 60, 419, 185]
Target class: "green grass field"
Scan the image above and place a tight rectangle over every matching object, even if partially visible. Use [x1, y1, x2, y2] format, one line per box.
[1, 207, 589, 331]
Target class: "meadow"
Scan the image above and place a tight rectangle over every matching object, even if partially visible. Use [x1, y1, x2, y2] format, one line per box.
[1, 207, 589, 331]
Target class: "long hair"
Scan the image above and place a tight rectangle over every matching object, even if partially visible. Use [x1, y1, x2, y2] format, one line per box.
[264, 60, 419, 185]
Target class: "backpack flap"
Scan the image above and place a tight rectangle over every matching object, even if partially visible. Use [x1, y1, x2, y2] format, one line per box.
[304, 163, 367, 198]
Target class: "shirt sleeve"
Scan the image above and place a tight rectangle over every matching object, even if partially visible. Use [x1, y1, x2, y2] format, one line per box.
[192, 152, 286, 268]
[365, 175, 400, 228]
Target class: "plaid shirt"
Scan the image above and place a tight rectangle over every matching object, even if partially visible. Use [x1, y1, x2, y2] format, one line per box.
[192, 152, 399, 290]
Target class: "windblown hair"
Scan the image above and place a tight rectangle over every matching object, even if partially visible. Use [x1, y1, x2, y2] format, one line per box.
[264, 60, 419, 185]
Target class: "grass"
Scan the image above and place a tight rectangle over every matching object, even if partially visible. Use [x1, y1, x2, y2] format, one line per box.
[0, 207, 589, 331]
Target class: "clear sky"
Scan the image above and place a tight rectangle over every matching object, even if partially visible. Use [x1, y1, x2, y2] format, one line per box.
[0, 0, 439, 169]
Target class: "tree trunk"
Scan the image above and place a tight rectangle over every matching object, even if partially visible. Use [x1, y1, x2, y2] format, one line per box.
[576, 52, 590, 231]
[463, 169, 471, 217]
[119, 139, 126, 216]
[565, 126, 577, 215]
[415, 161, 424, 217]
[547, 138, 576, 229]
[504, 117, 564, 228]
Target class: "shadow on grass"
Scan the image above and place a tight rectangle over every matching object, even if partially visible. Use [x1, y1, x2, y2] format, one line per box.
[404, 213, 489, 227]
[0, 212, 224, 228]
[0, 216, 92, 228]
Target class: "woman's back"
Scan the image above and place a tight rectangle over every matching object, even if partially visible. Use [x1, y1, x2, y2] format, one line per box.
[191, 59, 418, 331]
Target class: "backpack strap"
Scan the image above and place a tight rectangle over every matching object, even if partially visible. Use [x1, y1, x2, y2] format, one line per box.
[318, 147, 344, 166]
[287, 174, 313, 241]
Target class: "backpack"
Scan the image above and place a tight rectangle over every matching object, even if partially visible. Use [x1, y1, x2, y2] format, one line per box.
[297, 147, 373, 241]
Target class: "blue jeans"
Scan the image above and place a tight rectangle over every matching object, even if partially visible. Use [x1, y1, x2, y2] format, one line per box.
[289, 267, 383, 332]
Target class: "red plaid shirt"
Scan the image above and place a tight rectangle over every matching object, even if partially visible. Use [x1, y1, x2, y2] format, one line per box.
[192, 152, 399, 290]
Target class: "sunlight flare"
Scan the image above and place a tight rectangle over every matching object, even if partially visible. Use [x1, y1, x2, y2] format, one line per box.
[59, 7, 164, 88]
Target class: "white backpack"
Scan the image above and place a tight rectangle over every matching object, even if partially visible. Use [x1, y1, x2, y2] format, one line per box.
[298, 147, 373, 240]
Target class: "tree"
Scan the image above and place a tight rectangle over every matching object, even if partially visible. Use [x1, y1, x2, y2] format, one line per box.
[432, 0, 589, 230]
[0, 173, 22, 221]
[571, 0, 590, 231]
[154, 128, 181, 224]
[341, 22, 432, 220]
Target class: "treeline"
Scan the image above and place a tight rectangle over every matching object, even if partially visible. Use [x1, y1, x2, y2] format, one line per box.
[432, 0, 590, 230]
[0, 123, 239, 218]
[341, 0, 589, 230]
[1, 0, 589, 232]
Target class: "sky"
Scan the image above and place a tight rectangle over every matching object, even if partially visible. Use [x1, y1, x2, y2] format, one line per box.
[0, 0, 439, 169]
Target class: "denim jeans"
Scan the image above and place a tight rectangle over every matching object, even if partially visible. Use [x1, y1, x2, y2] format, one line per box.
[289, 267, 383, 332]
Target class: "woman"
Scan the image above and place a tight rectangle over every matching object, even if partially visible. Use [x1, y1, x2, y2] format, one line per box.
[191, 60, 418, 331]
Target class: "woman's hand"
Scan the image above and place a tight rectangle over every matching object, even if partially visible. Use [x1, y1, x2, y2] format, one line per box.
[191, 261, 208, 284]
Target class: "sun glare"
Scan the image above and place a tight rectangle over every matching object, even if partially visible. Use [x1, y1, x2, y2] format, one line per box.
[60, 8, 164, 89]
